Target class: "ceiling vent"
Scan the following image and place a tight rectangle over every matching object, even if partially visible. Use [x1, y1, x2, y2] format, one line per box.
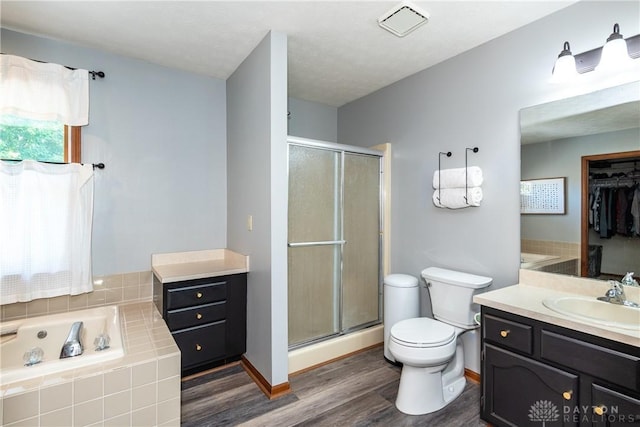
[378, 1, 429, 37]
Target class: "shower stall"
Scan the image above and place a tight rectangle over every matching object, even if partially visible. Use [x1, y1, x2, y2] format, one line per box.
[287, 137, 383, 349]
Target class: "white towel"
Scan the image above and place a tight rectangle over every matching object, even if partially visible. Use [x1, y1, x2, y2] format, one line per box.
[433, 187, 483, 209]
[433, 166, 483, 189]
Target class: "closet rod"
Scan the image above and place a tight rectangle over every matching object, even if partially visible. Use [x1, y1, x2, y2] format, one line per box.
[589, 178, 637, 188]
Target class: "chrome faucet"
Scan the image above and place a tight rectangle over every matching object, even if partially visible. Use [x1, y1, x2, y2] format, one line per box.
[60, 321, 84, 358]
[598, 281, 640, 308]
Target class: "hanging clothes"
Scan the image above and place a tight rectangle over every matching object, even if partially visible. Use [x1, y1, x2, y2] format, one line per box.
[590, 183, 640, 238]
[631, 186, 640, 237]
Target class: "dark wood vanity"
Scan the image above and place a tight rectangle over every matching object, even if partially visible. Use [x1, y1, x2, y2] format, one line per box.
[154, 273, 247, 375]
[481, 306, 640, 427]
[151, 249, 248, 376]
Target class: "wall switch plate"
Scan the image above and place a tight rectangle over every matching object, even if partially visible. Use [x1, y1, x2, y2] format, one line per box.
[247, 215, 253, 231]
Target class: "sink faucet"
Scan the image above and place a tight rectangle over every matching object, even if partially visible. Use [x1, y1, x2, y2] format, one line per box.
[60, 321, 84, 358]
[598, 281, 640, 308]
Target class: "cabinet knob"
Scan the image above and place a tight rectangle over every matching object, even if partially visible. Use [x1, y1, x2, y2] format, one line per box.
[562, 391, 572, 400]
[196, 344, 202, 351]
[500, 330, 510, 338]
[593, 406, 605, 416]
[196, 313, 203, 320]
[196, 292, 203, 298]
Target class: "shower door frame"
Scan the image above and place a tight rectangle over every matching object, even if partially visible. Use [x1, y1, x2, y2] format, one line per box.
[286, 136, 384, 350]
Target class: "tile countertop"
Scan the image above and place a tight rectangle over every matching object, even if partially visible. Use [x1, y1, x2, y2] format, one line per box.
[152, 249, 249, 283]
[473, 269, 640, 348]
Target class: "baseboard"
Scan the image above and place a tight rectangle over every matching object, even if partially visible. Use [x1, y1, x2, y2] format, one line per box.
[241, 355, 291, 400]
[465, 368, 480, 384]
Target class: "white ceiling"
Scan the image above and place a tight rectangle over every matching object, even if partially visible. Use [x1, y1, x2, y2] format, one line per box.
[0, 1, 577, 107]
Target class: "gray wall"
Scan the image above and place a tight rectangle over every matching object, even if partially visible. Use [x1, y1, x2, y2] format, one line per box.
[1, 29, 228, 276]
[288, 97, 337, 141]
[521, 128, 640, 243]
[338, 1, 640, 310]
[227, 32, 289, 387]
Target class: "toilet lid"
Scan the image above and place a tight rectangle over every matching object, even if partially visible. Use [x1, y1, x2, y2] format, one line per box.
[391, 318, 456, 348]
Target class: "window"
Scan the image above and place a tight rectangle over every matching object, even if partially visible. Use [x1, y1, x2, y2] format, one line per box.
[0, 115, 81, 163]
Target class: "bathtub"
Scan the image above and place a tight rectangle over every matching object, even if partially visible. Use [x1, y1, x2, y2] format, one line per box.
[521, 252, 559, 269]
[0, 305, 124, 385]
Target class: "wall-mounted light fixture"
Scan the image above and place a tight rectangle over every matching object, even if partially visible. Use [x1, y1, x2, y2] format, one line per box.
[551, 23, 640, 82]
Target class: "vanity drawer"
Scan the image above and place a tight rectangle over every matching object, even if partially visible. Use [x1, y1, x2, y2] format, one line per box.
[166, 301, 226, 331]
[541, 330, 640, 392]
[483, 314, 532, 355]
[166, 281, 226, 310]
[172, 321, 226, 370]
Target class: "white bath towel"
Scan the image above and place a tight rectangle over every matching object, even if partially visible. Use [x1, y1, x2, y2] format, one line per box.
[433, 187, 483, 209]
[433, 166, 483, 189]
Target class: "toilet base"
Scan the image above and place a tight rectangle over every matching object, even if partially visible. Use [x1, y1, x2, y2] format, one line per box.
[394, 339, 468, 415]
[395, 364, 448, 415]
[443, 375, 466, 405]
[395, 366, 467, 416]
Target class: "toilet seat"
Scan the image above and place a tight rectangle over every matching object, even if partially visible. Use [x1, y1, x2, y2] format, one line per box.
[390, 318, 456, 348]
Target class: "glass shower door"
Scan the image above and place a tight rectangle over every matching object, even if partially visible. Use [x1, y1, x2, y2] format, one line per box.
[342, 153, 380, 330]
[288, 145, 343, 346]
[288, 142, 382, 349]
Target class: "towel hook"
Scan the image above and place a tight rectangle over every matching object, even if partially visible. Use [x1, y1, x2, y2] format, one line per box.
[438, 151, 452, 203]
[464, 147, 479, 204]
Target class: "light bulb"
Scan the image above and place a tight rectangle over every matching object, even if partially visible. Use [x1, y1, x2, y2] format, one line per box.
[551, 41, 578, 83]
[596, 24, 633, 73]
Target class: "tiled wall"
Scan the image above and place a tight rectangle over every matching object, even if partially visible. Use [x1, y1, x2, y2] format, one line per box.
[521, 239, 580, 259]
[1, 271, 153, 322]
[521, 240, 581, 276]
[0, 302, 181, 426]
[534, 259, 579, 276]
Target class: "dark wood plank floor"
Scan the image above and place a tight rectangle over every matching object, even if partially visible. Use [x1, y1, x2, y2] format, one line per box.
[181, 345, 487, 426]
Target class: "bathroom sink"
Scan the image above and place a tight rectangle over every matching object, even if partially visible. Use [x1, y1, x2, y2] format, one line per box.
[542, 296, 640, 330]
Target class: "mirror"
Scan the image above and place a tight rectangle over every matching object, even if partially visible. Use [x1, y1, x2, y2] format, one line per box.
[520, 81, 640, 281]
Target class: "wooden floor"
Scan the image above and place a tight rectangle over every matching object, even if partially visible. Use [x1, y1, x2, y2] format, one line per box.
[181, 345, 486, 426]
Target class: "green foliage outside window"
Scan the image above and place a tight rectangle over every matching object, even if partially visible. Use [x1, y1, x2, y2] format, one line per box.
[0, 115, 64, 162]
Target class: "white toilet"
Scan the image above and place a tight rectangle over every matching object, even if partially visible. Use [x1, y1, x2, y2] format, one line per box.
[388, 267, 492, 415]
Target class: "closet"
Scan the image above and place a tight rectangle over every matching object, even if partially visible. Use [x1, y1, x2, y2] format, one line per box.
[581, 150, 640, 279]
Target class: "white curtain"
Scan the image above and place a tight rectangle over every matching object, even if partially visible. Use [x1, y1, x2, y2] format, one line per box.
[0, 54, 89, 125]
[0, 160, 94, 303]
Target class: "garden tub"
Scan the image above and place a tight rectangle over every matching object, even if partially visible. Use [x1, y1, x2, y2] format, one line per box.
[0, 305, 124, 385]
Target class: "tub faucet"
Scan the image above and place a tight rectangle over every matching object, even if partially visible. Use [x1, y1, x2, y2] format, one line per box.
[597, 281, 640, 308]
[60, 321, 84, 358]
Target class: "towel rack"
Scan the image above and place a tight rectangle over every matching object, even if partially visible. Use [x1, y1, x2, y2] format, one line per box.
[464, 147, 479, 204]
[437, 151, 452, 203]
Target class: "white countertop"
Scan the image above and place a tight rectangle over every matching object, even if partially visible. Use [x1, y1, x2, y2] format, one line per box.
[152, 249, 249, 283]
[473, 269, 640, 347]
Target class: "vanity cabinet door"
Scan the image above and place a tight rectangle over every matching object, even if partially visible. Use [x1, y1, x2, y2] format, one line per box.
[590, 384, 640, 426]
[483, 343, 579, 427]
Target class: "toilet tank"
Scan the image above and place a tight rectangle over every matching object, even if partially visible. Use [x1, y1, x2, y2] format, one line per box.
[421, 267, 492, 328]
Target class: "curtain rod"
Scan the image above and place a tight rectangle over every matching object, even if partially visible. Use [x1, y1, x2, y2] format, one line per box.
[0, 52, 105, 80]
[1, 159, 105, 170]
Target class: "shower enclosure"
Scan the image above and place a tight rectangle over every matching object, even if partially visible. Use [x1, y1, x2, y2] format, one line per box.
[287, 137, 383, 349]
